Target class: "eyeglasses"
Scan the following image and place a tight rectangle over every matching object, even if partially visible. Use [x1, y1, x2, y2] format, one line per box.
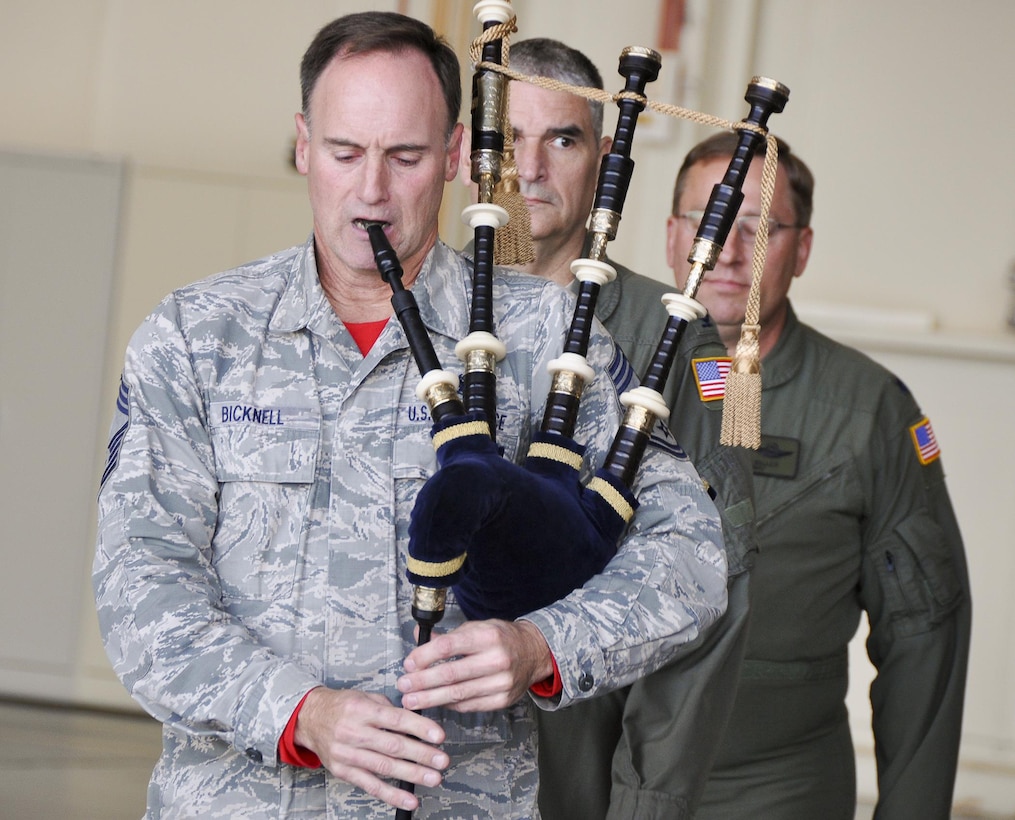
[676, 210, 801, 240]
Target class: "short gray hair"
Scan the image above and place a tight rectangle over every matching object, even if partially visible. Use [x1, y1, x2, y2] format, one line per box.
[509, 38, 604, 141]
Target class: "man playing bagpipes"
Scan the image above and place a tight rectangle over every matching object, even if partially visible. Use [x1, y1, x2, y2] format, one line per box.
[93, 11, 726, 818]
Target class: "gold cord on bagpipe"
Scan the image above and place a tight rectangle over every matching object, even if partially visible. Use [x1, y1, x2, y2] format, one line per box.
[470, 59, 785, 448]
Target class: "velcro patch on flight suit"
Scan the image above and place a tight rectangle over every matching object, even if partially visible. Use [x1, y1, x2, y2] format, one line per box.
[752, 434, 800, 479]
[691, 357, 731, 402]
[909, 416, 941, 465]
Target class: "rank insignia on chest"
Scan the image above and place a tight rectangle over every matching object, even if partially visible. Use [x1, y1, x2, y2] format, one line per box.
[909, 416, 941, 465]
[691, 357, 731, 402]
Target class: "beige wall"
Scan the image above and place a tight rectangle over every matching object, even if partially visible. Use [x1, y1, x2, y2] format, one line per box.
[1, 0, 1012, 812]
[5, 0, 1013, 333]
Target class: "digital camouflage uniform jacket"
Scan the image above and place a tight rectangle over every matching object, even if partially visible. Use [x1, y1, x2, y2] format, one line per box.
[94, 238, 727, 819]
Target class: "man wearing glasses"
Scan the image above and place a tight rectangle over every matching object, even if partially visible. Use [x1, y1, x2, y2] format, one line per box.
[667, 131, 971, 818]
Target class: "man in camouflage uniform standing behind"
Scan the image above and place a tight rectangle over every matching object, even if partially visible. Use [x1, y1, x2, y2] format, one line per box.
[93, 12, 727, 819]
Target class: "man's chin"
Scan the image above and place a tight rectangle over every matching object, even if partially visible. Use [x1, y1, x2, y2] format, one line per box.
[524, 220, 553, 244]
[709, 312, 750, 333]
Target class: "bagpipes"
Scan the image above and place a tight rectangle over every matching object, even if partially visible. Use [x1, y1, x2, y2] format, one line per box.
[375, 2, 787, 814]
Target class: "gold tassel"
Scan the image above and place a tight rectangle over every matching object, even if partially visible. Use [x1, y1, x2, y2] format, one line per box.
[718, 133, 781, 449]
[720, 322, 762, 448]
[492, 148, 534, 267]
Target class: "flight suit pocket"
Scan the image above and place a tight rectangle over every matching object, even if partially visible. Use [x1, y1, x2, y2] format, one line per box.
[877, 513, 963, 637]
[210, 424, 319, 601]
[695, 444, 756, 577]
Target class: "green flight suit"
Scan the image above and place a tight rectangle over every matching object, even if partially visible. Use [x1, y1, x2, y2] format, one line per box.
[536, 260, 757, 820]
[694, 305, 971, 819]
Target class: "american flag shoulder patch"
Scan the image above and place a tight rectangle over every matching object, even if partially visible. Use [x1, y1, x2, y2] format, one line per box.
[909, 416, 941, 465]
[692, 357, 731, 402]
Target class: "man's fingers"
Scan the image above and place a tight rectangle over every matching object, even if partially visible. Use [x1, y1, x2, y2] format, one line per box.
[328, 760, 428, 813]
[316, 718, 451, 811]
[398, 658, 519, 711]
[295, 686, 450, 811]
[301, 687, 445, 747]
[403, 629, 469, 671]
[321, 711, 450, 772]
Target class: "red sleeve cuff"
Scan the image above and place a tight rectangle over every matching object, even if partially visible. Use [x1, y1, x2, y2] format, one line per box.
[529, 653, 563, 698]
[279, 690, 323, 768]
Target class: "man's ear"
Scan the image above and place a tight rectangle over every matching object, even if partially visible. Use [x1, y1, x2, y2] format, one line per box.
[793, 226, 814, 280]
[664, 214, 680, 271]
[458, 126, 473, 186]
[294, 113, 310, 176]
[457, 126, 481, 204]
[446, 122, 465, 183]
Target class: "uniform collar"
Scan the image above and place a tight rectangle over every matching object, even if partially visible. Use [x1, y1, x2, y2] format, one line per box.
[412, 240, 471, 344]
[269, 235, 469, 345]
[269, 236, 327, 334]
[759, 301, 804, 390]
